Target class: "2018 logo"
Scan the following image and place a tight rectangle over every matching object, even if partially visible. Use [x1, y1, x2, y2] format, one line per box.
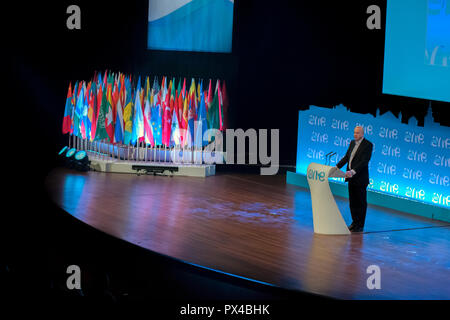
[308, 169, 325, 182]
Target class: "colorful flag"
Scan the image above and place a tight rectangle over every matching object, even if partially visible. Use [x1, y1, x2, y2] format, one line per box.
[80, 85, 89, 140]
[187, 98, 195, 148]
[131, 79, 144, 145]
[88, 82, 97, 141]
[105, 84, 115, 142]
[62, 82, 73, 134]
[114, 88, 124, 144]
[221, 80, 228, 131]
[143, 98, 154, 147]
[151, 103, 163, 146]
[206, 79, 212, 114]
[207, 80, 220, 133]
[195, 81, 209, 148]
[162, 79, 173, 146]
[123, 82, 134, 145]
[170, 106, 181, 147]
[176, 78, 182, 125]
[73, 85, 84, 138]
[94, 82, 109, 141]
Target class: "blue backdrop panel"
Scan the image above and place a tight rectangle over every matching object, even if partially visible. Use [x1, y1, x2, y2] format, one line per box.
[147, 0, 234, 53]
[383, 0, 450, 102]
[295, 105, 450, 211]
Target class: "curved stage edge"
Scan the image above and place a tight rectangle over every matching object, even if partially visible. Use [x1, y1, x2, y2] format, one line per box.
[45, 167, 450, 300]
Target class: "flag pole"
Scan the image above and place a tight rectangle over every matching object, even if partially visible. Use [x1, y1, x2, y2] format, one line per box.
[137, 141, 140, 161]
[145, 143, 148, 162]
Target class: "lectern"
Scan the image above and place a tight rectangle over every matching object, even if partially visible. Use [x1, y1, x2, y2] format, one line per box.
[306, 162, 350, 235]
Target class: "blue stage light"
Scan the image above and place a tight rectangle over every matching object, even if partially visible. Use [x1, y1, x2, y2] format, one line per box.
[74, 150, 87, 161]
[66, 148, 77, 158]
[73, 150, 90, 172]
[58, 146, 68, 156]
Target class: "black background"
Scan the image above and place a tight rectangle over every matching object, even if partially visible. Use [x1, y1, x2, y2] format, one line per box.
[4, 0, 449, 310]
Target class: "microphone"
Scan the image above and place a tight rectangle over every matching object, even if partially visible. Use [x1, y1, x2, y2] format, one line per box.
[329, 152, 337, 165]
[325, 151, 333, 165]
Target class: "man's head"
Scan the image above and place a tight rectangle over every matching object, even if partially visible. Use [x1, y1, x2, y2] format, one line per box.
[354, 126, 364, 141]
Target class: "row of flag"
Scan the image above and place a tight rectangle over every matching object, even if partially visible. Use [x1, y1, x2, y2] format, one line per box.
[62, 70, 229, 148]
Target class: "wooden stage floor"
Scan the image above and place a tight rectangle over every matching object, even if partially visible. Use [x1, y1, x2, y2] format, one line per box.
[45, 167, 450, 300]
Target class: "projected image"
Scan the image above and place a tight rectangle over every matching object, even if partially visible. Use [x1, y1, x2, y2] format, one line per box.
[425, 0, 450, 67]
[383, 0, 450, 103]
[147, 0, 234, 53]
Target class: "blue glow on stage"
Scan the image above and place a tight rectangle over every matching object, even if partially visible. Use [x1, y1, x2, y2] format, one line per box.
[295, 105, 450, 211]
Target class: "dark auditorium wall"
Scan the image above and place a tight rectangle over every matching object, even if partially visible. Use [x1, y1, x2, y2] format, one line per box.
[5, 0, 449, 302]
[8, 0, 449, 171]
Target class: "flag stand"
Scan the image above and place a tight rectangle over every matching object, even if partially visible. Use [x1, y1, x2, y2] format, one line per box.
[145, 144, 148, 162]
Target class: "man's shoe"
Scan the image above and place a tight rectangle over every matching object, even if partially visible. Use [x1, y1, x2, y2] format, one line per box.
[351, 226, 364, 233]
[348, 223, 355, 231]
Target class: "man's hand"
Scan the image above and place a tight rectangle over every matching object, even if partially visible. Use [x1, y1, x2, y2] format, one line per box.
[345, 171, 353, 178]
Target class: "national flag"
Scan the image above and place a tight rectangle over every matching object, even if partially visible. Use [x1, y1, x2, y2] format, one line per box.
[151, 103, 163, 146]
[221, 80, 228, 131]
[206, 79, 212, 114]
[162, 79, 172, 146]
[145, 76, 151, 105]
[143, 98, 154, 147]
[181, 94, 189, 143]
[176, 78, 182, 125]
[187, 98, 195, 148]
[80, 85, 89, 140]
[207, 80, 220, 133]
[105, 84, 115, 142]
[181, 77, 186, 98]
[170, 106, 181, 147]
[114, 88, 124, 144]
[94, 82, 109, 141]
[123, 81, 134, 145]
[195, 82, 208, 148]
[152, 76, 160, 107]
[188, 78, 196, 114]
[131, 79, 144, 145]
[217, 79, 223, 131]
[88, 82, 97, 141]
[73, 85, 84, 138]
[62, 82, 73, 134]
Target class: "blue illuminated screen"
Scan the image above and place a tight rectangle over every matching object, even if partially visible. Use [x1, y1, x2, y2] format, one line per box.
[296, 105, 450, 209]
[147, 0, 234, 53]
[383, 0, 450, 102]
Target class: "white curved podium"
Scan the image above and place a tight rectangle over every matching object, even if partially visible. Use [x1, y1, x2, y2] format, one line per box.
[306, 162, 350, 235]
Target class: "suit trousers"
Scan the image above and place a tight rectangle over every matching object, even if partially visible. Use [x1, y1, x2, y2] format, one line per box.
[348, 182, 368, 228]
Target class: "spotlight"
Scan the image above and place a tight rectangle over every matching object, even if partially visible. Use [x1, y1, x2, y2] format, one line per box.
[57, 146, 70, 166]
[64, 148, 77, 169]
[74, 150, 90, 171]
[66, 148, 77, 158]
[58, 146, 69, 157]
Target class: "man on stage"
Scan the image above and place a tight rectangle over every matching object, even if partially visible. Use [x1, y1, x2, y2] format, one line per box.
[336, 126, 373, 233]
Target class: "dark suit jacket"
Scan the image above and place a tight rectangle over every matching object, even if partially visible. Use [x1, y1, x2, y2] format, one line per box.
[336, 138, 373, 186]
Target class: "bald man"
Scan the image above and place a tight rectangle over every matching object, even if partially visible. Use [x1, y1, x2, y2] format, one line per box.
[336, 126, 373, 233]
